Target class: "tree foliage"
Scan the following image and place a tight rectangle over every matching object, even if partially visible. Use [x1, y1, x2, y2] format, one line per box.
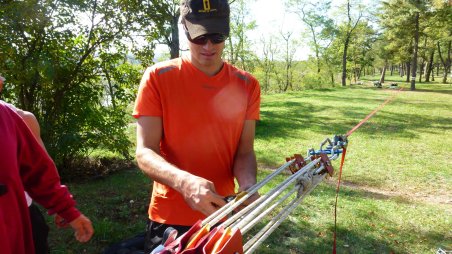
[138, 0, 180, 60]
[225, 0, 258, 71]
[287, 0, 335, 74]
[0, 0, 160, 168]
[379, 0, 451, 86]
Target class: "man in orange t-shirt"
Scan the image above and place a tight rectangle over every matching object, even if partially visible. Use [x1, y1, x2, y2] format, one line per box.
[133, 0, 261, 252]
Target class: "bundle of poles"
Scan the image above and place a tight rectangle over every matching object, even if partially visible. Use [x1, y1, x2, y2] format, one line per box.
[152, 134, 348, 254]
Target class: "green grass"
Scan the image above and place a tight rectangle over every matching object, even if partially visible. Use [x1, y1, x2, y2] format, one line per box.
[45, 170, 151, 253]
[44, 78, 451, 253]
[252, 80, 451, 253]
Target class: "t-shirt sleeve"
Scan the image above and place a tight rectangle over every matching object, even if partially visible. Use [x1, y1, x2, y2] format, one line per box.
[246, 78, 261, 120]
[133, 67, 162, 118]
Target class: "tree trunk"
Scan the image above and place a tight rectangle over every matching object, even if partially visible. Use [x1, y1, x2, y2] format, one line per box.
[169, 15, 180, 59]
[400, 64, 404, 77]
[104, 69, 116, 109]
[437, 40, 451, 84]
[341, 0, 360, 87]
[406, 62, 411, 82]
[379, 62, 387, 83]
[227, 37, 234, 64]
[410, 11, 419, 90]
[425, 50, 434, 82]
[419, 60, 424, 83]
[431, 65, 435, 81]
[341, 36, 350, 86]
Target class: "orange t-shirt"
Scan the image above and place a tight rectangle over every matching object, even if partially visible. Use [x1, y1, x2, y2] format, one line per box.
[133, 57, 260, 226]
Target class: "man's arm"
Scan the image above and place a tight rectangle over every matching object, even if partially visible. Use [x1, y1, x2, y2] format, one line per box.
[10, 110, 94, 243]
[16, 109, 45, 148]
[233, 120, 258, 196]
[14, 108, 93, 242]
[135, 116, 226, 216]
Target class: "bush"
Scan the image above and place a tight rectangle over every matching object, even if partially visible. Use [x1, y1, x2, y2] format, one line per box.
[58, 157, 136, 182]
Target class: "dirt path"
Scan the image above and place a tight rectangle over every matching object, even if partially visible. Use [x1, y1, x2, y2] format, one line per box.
[259, 167, 451, 209]
[328, 179, 452, 207]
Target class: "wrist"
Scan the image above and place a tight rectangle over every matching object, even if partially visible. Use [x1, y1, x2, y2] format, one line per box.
[174, 170, 192, 193]
[238, 183, 255, 192]
[58, 207, 81, 224]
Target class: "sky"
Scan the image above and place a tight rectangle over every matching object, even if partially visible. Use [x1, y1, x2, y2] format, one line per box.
[248, 0, 311, 60]
[227, 0, 378, 61]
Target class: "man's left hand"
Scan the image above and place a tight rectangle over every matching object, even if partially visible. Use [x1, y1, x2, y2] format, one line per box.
[69, 214, 94, 243]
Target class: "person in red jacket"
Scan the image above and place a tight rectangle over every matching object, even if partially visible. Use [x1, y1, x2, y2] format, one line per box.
[0, 100, 94, 254]
[1, 74, 52, 253]
[1, 75, 88, 253]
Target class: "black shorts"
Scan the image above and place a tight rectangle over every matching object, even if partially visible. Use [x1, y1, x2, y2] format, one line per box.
[29, 203, 50, 254]
[144, 220, 191, 253]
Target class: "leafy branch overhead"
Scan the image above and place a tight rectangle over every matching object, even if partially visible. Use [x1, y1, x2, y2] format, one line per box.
[0, 0, 168, 167]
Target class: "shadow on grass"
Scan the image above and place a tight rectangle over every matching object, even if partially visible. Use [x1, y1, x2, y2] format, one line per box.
[340, 106, 452, 139]
[411, 88, 452, 95]
[326, 180, 416, 205]
[247, 183, 447, 253]
[246, 208, 399, 254]
[257, 89, 451, 142]
[256, 101, 319, 140]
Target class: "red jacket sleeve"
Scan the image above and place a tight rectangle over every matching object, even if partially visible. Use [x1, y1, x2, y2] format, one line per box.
[14, 113, 81, 222]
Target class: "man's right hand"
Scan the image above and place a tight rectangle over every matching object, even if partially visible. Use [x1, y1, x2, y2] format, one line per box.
[179, 175, 227, 216]
[136, 116, 227, 216]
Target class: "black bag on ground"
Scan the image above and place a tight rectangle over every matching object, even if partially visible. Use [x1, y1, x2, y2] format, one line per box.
[103, 232, 146, 254]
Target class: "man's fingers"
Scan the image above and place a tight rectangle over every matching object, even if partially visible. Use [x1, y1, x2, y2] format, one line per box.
[197, 193, 227, 216]
[210, 193, 227, 208]
[241, 192, 260, 206]
[69, 215, 94, 243]
[75, 222, 94, 242]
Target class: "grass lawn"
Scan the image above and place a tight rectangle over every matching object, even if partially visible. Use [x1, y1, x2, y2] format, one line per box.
[45, 77, 451, 253]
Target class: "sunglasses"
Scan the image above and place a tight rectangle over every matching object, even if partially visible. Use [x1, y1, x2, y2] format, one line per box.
[186, 33, 228, 45]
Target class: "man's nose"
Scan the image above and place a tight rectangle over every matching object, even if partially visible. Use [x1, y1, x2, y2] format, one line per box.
[202, 40, 214, 49]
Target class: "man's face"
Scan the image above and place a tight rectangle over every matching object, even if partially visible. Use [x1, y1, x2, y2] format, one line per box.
[0, 77, 4, 92]
[188, 34, 225, 70]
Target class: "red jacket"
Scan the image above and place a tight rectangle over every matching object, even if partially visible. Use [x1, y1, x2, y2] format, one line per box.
[0, 101, 81, 254]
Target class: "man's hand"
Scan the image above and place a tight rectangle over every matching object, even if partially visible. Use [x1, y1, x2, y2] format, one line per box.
[230, 187, 260, 212]
[180, 175, 227, 216]
[241, 192, 260, 206]
[68, 214, 94, 243]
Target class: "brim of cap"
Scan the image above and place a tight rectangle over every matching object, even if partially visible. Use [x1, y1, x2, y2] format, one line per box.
[185, 18, 229, 39]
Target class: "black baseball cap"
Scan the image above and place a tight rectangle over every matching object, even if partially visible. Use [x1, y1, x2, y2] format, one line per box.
[180, 0, 230, 39]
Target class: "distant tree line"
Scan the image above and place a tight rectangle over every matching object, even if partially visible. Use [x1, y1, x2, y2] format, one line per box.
[248, 0, 451, 92]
